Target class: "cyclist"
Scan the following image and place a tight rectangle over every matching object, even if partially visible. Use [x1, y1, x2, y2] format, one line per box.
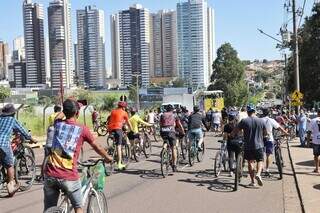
[0, 104, 37, 197]
[205, 108, 213, 130]
[231, 104, 266, 187]
[91, 107, 99, 132]
[297, 109, 307, 147]
[160, 104, 184, 172]
[261, 108, 288, 176]
[212, 109, 222, 134]
[44, 99, 113, 213]
[107, 101, 132, 170]
[310, 109, 320, 173]
[128, 107, 153, 146]
[223, 112, 242, 177]
[188, 106, 207, 151]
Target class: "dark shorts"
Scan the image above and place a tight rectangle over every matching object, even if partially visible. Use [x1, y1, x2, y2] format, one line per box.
[110, 129, 125, 146]
[160, 131, 177, 147]
[313, 144, 320, 156]
[128, 131, 140, 141]
[227, 140, 242, 156]
[264, 141, 274, 155]
[244, 148, 264, 162]
[212, 123, 219, 129]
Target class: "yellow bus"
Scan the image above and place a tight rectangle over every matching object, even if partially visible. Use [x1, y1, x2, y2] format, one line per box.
[197, 90, 224, 112]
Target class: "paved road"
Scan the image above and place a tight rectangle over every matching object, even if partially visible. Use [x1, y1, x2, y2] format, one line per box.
[1, 132, 289, 213]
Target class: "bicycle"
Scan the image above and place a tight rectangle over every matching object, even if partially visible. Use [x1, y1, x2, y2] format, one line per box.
[105, 132, 131, 174]
[214, 140, 229, 177]
[44, 159, 109, 213]
[0, 139, 36, 192]
[188, 131, 205, 167]
[274, 137, 284, 180]
[160, 140, 182, 178]
[96, 120, 108, 137]
[234, 141, 244, 191]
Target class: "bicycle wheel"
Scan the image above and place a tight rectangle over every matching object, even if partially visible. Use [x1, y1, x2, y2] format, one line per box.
[234, 153, 243, 191]
[44, 207, 65, 213]
[179, 138, 187, 160]
[15, 154, 36, 191]
[188, 143, 196, 166]
[214, 151, 223, 177]
[122, 144, 131, 167]
[106, 136, 114, 148]
[87, 190, 108, 213]
[160, 148, 170, 178]
[275, 146, 283, 179]
[105, 146, 116, 176]
[197, 142, 205, 162]
[143, 134, 152, 158]
[97, 126, 108, 137]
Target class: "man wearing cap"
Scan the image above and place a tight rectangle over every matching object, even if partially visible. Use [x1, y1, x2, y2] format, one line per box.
[107, 101, 132, 170]
[0, 104, 37, 196]
[188, 106, 207, 151]
[44, 99, 113, 213]
[232, 104, 267, 187]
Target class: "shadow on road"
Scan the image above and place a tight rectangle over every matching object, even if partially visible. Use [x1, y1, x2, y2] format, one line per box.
[178, 177, 234, 193]
[313, 184, 320, 190]
[120, 169, 163, 179]
[295, 160, 314, 167]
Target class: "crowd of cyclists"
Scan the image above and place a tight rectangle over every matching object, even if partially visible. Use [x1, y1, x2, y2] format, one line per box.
[1, 97, 320, 212]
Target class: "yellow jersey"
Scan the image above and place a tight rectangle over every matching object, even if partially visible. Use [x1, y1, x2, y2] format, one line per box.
[129, 114, 151, 134]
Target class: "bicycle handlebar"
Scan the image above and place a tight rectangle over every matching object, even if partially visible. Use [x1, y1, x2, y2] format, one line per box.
[78, 159, 109, 176]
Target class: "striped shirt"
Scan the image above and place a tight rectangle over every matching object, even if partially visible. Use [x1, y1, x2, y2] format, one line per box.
[0, 116, 31, 148]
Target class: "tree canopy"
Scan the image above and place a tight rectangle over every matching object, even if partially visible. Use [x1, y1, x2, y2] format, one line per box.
[209, 43, 248, 106]
[0, 86, 11, 103]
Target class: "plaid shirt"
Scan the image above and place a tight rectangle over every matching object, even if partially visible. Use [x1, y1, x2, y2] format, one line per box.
[0, 116, 31, 148]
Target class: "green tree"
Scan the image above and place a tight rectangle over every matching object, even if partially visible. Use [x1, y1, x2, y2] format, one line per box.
[286, 3, 320, 106]
[0, 86, 10, 103]
[72, 89, 95, 104]
[99, 95, 118, 111]
[209, 43, 248, 106]
[172, 78, 185, 87]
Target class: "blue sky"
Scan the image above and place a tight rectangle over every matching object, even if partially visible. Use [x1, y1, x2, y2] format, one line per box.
[0, 0, 313, 67]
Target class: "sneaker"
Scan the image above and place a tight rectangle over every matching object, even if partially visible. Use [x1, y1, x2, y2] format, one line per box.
[197, 146, 203, 152]
[255, 175, 263, 186]
[229, 171, 234, 177]
[7, 181, 19, 197]
[117, 163, 126, 170]
[265, 171, 271, 177]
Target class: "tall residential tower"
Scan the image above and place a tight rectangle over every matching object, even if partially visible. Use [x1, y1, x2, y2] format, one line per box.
[77, 6, 106, 89]
[48, 0, 73, 89]
[177, 0, 215, 88]
[23, 0, 46, 87]
[111, 4, 151, 88]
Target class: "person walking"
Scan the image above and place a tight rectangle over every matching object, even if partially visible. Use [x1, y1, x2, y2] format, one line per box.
[232, 104, 267, 187]
[297, 109, 307, 147]
[310, 109, 320, 173]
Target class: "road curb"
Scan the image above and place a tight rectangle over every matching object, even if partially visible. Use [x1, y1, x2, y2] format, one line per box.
[286, 140, 306, 213]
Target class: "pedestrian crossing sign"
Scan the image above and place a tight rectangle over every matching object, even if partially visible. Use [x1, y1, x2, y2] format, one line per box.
[291, 90, 303, 102]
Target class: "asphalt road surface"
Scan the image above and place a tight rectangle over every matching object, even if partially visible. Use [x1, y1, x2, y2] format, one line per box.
[0, 132, 289, 213]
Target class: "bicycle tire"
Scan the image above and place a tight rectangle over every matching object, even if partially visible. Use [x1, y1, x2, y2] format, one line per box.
[44, 207, 65, 213]
[275, 146, 283, 179]
[132, 141, 142, 162]
[179, 138, 187, 160]
[97, 126, 108, 137]
[188, 143, 196, 166]
[87, 190, 108, 213]
[24, 146, 35, 160]
[122, 144, 131, 167]
[160, 148, 170, 178]
[106, 136, 114, 148]
[197, 142, 205, 162]
[214, 151, 223, 177]
[234, 153, 243, 191]
[143, 134, 152, 158]
[15, 154, 36, 191]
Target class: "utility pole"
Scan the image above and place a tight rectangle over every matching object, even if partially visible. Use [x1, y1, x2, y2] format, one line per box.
[132, 74, 141, 111]
[292, 0, 300, 92]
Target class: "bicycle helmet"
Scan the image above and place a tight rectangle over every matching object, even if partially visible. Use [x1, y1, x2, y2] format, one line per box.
[118, 101, 127, 108]
[228, 112, 237, 121]
[246, 104, 256, 113]
[165, 104, 174, 112]
[193, 105, 200, 113]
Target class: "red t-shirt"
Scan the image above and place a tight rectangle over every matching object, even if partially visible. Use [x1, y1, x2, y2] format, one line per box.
[107, 108, 129, 131]
[45, 119, 95, 181]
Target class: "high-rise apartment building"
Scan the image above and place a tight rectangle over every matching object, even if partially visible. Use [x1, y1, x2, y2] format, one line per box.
[111, 4, 151, 88]
[150, 10, 177, 78]
[77, 6, 106, 89]
[177, 0, 215, 88]
[9, 62, 27, 88]
[0, 41, 9, 80]
[48, 0, 73, 89]
[23, 0, 46, 87]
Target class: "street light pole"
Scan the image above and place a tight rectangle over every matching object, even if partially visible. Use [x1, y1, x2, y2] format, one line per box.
[292, 0, 300, 92]
[132, 74, 141, 111]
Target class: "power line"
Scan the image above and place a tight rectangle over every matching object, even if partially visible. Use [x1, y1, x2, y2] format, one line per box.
[298, 0, 307, 28]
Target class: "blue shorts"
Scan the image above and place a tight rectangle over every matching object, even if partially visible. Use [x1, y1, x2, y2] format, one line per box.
[0, 146, 14, 168]
[188, 128, 203, 142]
[44, 177, 82, 210]
[264, 141, 274, 155]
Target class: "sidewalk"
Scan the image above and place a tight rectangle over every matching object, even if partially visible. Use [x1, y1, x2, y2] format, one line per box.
[288, 139, 320, 213]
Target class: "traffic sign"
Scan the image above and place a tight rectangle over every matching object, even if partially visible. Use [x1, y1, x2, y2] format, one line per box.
[291, 100, 303, 106]
[291, 90, 303, 101]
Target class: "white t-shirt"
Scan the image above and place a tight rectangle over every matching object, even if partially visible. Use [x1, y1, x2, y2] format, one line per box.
[261, 116, 280, 142]
[212, 112, 221, 124]
[147, 112, 155, 124]
[239, 111, 248, 121]
[311, 117, 320, 145]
